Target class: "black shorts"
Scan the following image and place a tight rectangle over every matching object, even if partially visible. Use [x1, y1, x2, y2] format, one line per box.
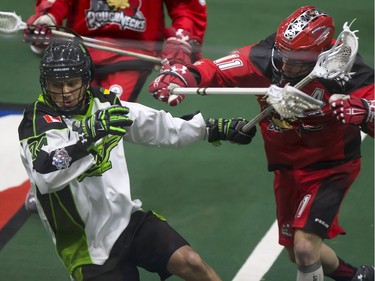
[74, 210, 189, 281]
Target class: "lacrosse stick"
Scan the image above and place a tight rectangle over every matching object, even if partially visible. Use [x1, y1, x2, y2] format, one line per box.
[240, 21, 359, 133]
[172, 85, 323, 115]
[0, 11, 162, 64]
[172, 87, 269, 95]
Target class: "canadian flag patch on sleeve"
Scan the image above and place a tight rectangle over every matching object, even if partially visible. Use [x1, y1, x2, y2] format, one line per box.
[43, 115, 62, 123]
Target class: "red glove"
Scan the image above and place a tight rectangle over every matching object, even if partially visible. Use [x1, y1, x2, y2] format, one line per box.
[330, 94, 375, 125]
[162, 27, 202, 65]
[148, 60, 198, 106]
[23, 14, 56, 54]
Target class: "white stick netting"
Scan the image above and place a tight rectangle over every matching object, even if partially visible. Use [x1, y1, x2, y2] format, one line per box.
[266, 85, 324, 118]
[0, 12, 27, 33]
[311, 21, 358, 82]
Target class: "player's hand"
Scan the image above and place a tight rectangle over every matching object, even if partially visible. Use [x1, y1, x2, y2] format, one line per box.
[205, 118, 256, 146]
[148, 60, 197, 106]
[25, 0, 55, 26]
[329, 94, 375, 125]
[23, 14, 56, 54]
[73, 106, 134, 143]
[162, 27, 202, 65]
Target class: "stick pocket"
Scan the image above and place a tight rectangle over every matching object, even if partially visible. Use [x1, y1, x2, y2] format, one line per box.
[267, 85, 324, 119]
[0, 11, 27, 33]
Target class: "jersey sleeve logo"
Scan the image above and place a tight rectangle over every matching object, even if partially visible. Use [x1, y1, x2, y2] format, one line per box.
[52, 148, 72, 170]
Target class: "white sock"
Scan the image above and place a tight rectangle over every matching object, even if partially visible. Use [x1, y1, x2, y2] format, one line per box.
[297, 261, 324, 281]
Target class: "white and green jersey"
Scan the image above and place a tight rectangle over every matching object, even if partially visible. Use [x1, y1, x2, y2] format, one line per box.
[18, 87, 206, 274]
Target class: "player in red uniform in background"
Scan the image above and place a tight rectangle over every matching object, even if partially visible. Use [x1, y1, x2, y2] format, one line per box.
[24, 0, 206, 102]
[23, 0, 207, 211]
[149, 5, 374, 281]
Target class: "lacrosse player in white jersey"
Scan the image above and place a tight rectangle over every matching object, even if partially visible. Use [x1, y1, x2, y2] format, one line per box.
[18, 38, 256, 281]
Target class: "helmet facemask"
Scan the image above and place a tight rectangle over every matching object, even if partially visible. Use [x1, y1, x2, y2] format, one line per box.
[271, 46, 316, 84]
[41, 75, 90, 116]
[40, 39, 93, 117]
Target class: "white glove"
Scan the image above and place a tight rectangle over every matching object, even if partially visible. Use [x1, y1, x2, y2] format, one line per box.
[33, 13, 56, 26]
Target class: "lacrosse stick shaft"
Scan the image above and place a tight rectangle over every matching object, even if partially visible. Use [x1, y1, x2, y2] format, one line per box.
[52, 30, 121, 47]
[294, 74, 313, 89]
[79, 41, 161, 64]
[0, 11, 162, 64]
[52, 30, 162, 64]
[242, 106, 274, 130]
[172, 87, 268, 95]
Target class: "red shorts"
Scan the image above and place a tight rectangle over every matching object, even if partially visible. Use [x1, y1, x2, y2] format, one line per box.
[92, 69, 152, 102]
[274, 158, 361, 247]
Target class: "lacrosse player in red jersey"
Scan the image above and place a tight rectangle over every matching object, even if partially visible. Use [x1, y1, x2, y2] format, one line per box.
[149, 5, 374, 281]
[18, 38, 255, 281]
[23, 0, 207, 212]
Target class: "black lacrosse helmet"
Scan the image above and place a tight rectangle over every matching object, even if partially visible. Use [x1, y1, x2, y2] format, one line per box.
[40, 38, 94, 116]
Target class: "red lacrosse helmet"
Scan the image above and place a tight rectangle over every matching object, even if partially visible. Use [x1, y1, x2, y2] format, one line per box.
[275, 6, 335, 62]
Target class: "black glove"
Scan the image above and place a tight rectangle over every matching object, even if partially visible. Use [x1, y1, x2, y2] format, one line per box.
[206, 118, 256, 146]
[73, 106, 133, 143]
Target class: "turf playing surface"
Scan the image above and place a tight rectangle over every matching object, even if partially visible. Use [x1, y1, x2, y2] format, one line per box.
[0, 1, 373, 280]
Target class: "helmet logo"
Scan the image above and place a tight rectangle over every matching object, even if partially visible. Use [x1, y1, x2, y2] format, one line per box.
[53, 67, 69, 72]
[284, 8, 326, 40]
[312, 26, 332, 46]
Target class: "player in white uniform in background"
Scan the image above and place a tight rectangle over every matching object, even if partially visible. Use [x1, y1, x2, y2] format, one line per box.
[18, 38, 256, 281]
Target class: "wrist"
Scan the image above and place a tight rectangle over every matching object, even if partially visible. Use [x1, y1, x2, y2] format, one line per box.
[363, 99, 375, 123]
[72, 120, 92, 144]
[33, 13, 56, 26]
[205, 118, 221, 146]
[46, 13, 56, 25]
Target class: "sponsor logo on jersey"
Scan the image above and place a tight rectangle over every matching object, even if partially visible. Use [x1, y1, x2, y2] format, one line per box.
[86, 0, 146, 31]
[43, 115, 62, 123]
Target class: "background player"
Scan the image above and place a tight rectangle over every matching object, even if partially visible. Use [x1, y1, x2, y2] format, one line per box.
[24, 0, 206, 102]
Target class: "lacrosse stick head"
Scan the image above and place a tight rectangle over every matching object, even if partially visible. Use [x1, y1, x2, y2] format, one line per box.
[267, 84, 324, 118]
[312, 21, 358, 81]
[0, 11, 27, 33]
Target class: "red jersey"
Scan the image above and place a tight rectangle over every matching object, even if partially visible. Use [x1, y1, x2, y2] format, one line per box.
[45, 0, 207, 65]
[191, 34, 374, 171]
